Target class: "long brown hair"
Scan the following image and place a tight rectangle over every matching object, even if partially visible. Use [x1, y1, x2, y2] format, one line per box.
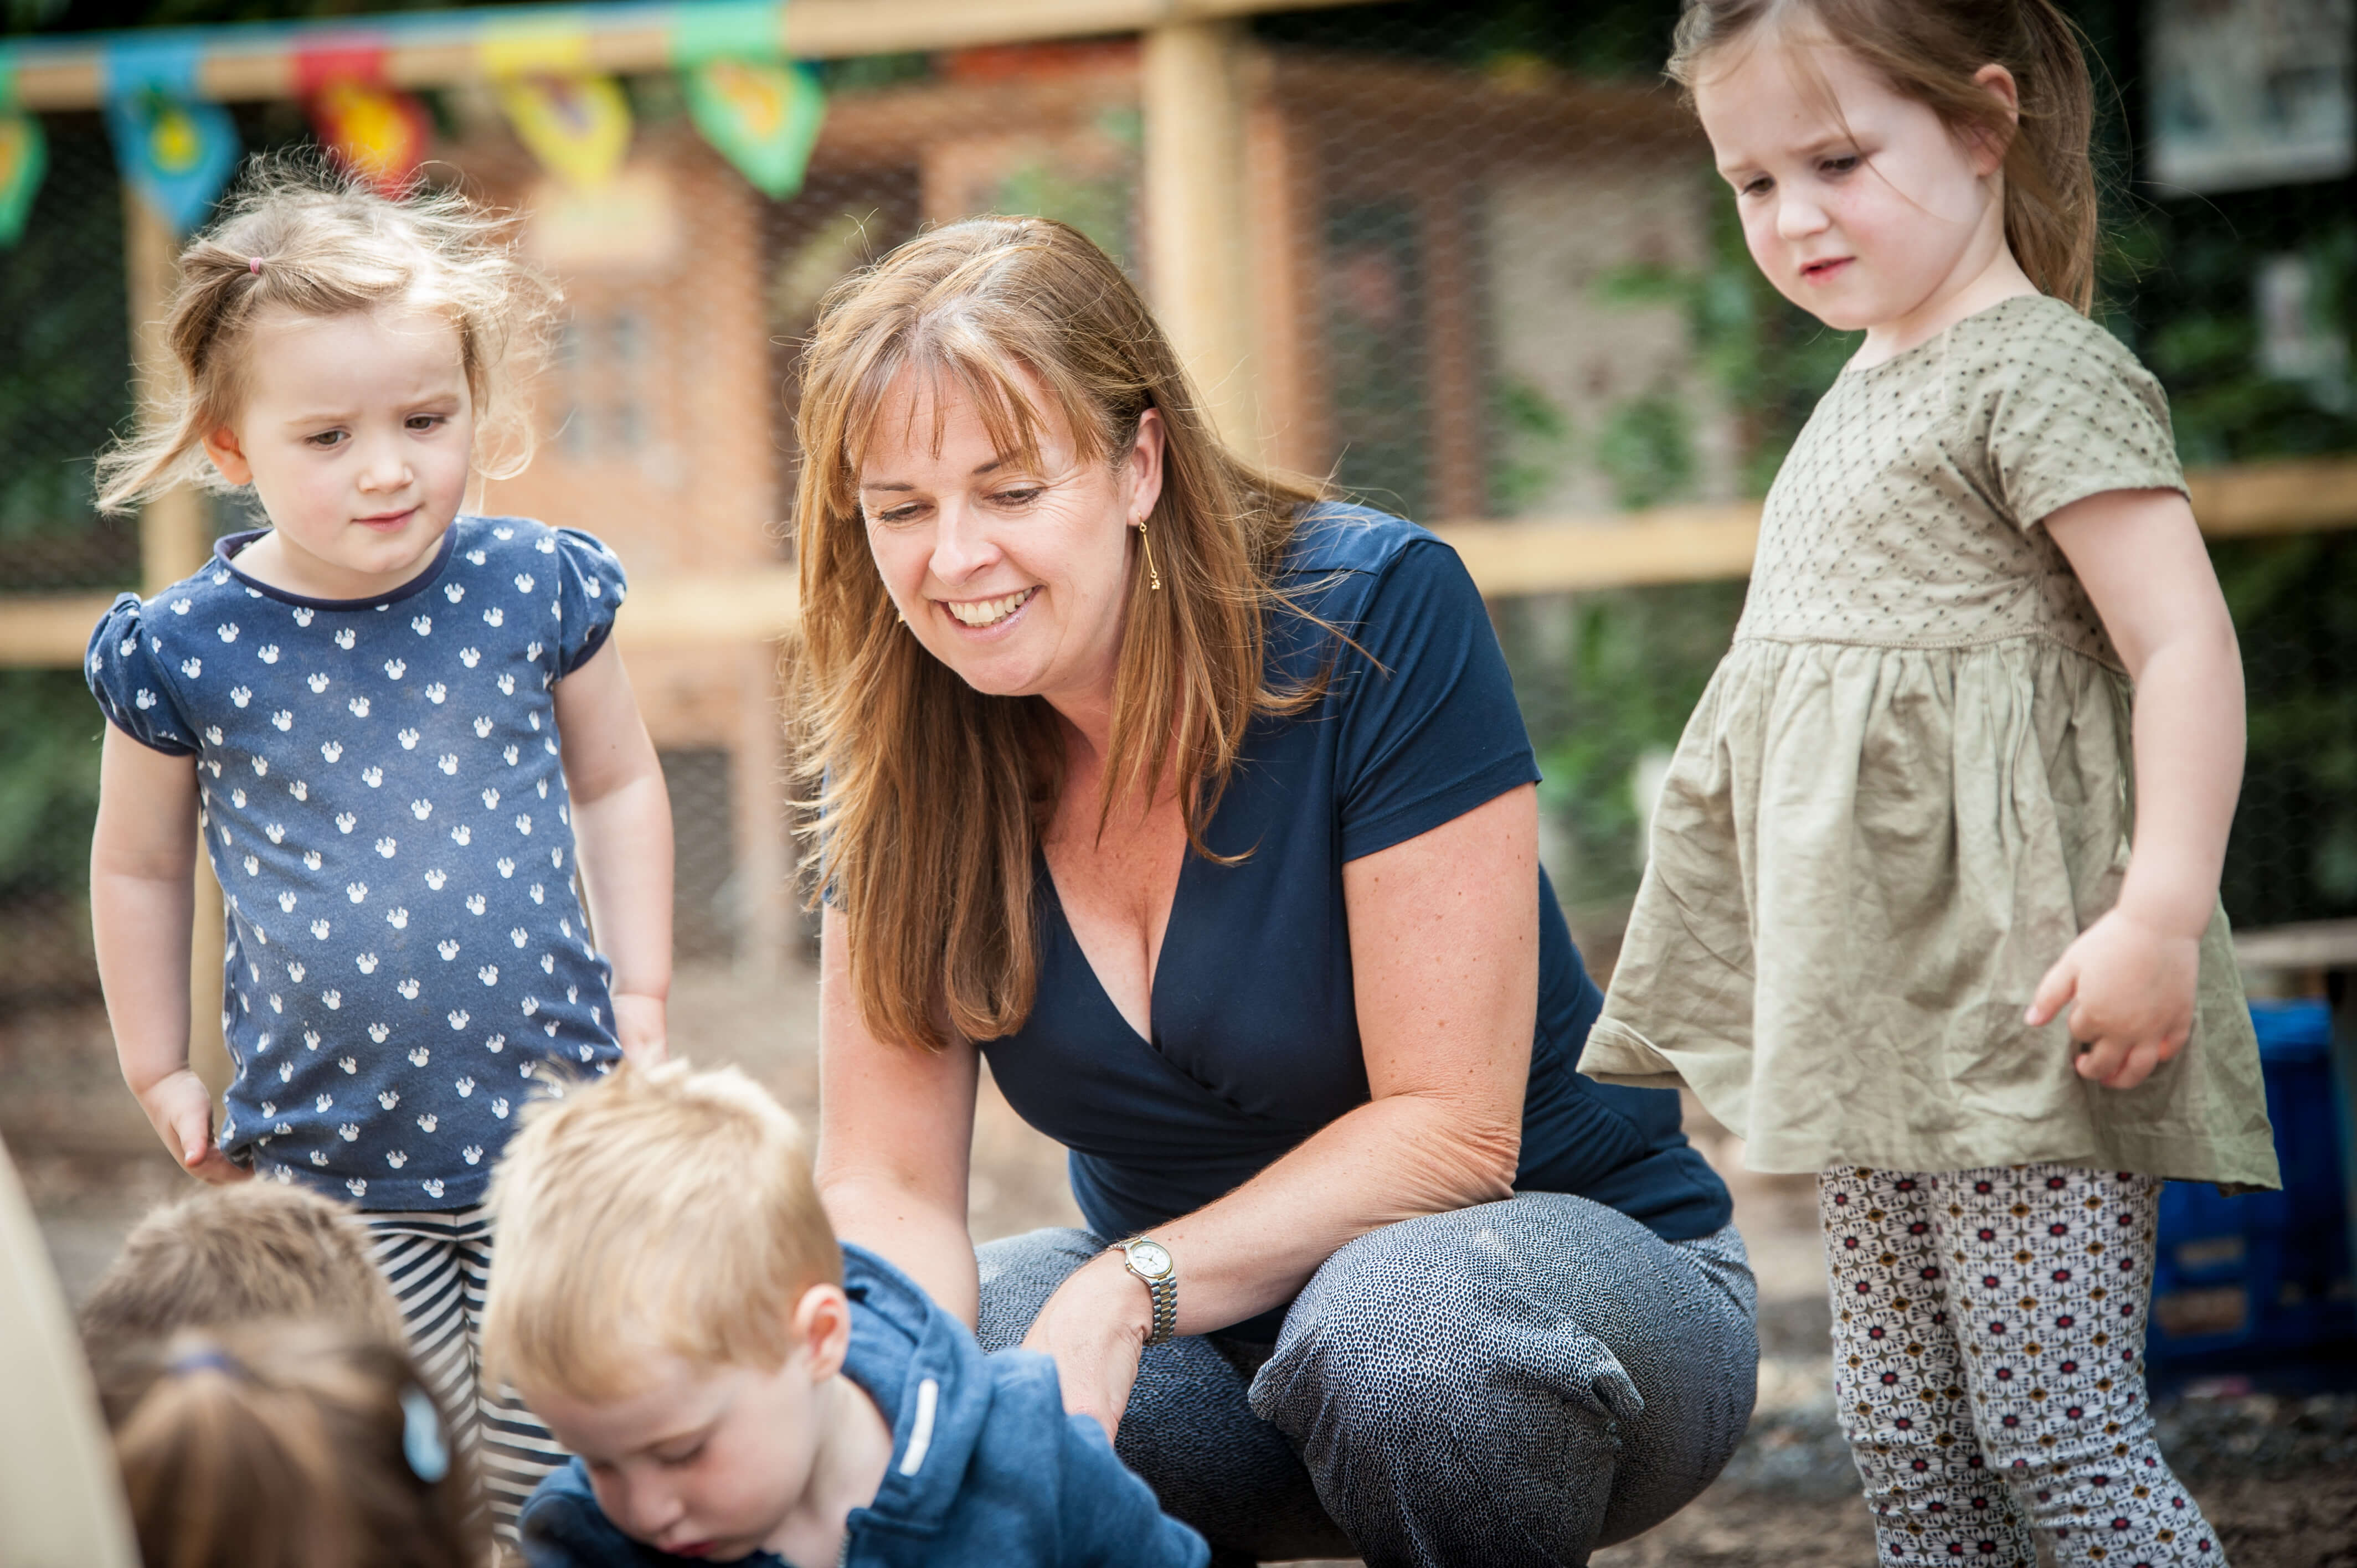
[1669, 0, 2100, 312]
[102, 1321, 485, 1568]
[790, 217, 1325, 1053]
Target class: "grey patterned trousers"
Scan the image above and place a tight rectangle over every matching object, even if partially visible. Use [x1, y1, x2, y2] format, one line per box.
[976, 1193, 1759, 1567]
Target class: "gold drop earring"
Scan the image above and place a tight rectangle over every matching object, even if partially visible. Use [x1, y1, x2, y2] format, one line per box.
[1137, 518, 1161, 591]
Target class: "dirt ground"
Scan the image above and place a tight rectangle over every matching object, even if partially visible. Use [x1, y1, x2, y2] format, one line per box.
[8, 958, 2353, 1567]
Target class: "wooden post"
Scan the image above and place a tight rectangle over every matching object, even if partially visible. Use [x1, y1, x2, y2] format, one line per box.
[1143, 19, 1262, 460]
[1244, 95, 1332, 482]
[731, 647, 790, 979]
[124, 189, 230, 1100]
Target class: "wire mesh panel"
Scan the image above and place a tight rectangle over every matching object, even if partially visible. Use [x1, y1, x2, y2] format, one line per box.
[1, 0, 2354, 1028]
[1, 115, 135, 592]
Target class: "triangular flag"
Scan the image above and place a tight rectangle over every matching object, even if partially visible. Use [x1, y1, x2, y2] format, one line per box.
[686, 58, 825, 200]
[0, 49, 41, 249]
[104, 39, 240, 235]
[0, 112, 44, 248]
[308, 79, 432, 194]
[296, 42, 431, 195]
[497, 74, 633, 189]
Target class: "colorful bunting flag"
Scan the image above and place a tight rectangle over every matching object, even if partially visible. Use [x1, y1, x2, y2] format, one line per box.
[104, 40, 241, 235]
[477, 18, 594, 81]
[671, 1, 788, 66]
[497, 74, 634, 189]
[306, 79, 431, 193]
[0, 112, 43, 249]
[686, 58, 825, 200]
[0, 54, 45, 248]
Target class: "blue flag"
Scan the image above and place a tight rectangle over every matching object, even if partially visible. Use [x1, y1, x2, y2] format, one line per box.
[105, 37, 240, 234]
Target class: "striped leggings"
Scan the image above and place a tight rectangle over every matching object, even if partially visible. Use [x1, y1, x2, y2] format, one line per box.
[361, 1206, 569, 1536]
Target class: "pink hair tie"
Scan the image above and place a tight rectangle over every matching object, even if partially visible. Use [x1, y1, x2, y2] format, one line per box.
[248, 257, 263, 275]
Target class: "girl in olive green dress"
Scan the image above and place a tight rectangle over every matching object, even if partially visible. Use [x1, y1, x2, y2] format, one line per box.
[1579, 3, 2276, 1564]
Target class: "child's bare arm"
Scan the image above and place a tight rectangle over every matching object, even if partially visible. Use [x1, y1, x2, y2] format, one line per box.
[2030, 486, 2244, 1090]
[553, 641, 673, 1064]
[91, 726, 245, 1180]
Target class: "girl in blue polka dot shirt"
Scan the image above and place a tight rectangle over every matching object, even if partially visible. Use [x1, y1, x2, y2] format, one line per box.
[84, 166, 673, 1531]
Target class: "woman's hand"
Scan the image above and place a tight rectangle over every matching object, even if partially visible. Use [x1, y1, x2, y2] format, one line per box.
[135, 1069, 249, 1183]
[1021, 1250, 1154, 1440]
[2025, 906, 2198, 1090]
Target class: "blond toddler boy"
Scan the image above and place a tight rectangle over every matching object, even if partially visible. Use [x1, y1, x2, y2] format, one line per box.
[482, 1061, 1207, 1568]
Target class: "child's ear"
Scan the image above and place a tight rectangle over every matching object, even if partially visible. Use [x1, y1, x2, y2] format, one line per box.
[1967, 63, 2021, 178]
[790, 1284, 853, 1383]
[201, 425, 254, 486]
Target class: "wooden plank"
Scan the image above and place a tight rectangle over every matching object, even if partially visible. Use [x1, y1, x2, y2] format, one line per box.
[2187, 458, 2357, 538]
[0, 593, 116, 668]
[4, 0, 1385, 112]
[7, 458, 2355, 664]
[610, 569, 802, 649]
[2234, 919, 2357, 973]
[1438, 502, 1765, 594]
[1436, 455, 2357, 596]
[1143, 18, 1261, 459]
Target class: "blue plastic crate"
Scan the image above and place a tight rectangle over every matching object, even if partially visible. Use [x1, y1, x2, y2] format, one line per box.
[2145, 999, 2355, 1379]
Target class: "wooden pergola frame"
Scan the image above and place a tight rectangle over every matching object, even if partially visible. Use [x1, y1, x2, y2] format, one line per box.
[3, 0, 2355, 661]
[4, 0, 2355, 1087]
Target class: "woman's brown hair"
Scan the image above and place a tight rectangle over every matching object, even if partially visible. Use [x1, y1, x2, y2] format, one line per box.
[103, 1321, 485, 1568]
[1669, 0, 2100, 312]
[790, 216, 1325, 1053]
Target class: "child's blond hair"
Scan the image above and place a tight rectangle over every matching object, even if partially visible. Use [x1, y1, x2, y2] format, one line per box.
[79, 1182, 405, 1356]
[96, 154, 559, 513]
[482, 1061, 842, 1400]
[104, 1319, 485, 1568]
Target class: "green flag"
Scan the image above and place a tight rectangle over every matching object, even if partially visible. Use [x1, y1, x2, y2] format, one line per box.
[686, 57, 825, 201]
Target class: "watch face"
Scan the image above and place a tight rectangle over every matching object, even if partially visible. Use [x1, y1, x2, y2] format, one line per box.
[1129, 1241, 1172, 1278]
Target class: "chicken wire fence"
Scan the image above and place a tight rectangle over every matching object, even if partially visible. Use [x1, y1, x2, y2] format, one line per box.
[2, 0, 2355, 1010]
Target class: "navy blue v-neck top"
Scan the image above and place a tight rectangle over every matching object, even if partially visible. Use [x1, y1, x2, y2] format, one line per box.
[979, 506, 1730, 1333]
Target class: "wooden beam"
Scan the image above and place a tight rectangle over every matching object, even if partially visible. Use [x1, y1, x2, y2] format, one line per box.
[2234, 919, 2357, 973]
[1435, 455, 2357, 595]
[7, 458, 2355, 667]
[118, 187, 234, 1105]
[1437, 502, 1764, 594]
[3, 0, 1386, 113]
[2186, 457, 2357, 538]
[0, 594, 117, 668]
[125, 193, 214, 597]
[1142, 17, 1262, 460]
[611, 569, 800, 650]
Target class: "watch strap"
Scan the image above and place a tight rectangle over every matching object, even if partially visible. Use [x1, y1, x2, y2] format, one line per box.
[1115, 1237, 1179, 1346]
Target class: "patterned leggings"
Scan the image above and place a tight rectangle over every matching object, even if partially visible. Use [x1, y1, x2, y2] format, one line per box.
[1820, 1165, 2222, 1567]
[361, 1206, 570, 1539]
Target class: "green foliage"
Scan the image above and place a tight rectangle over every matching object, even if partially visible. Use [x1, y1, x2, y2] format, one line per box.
[1504, 581, 1746, 909]
[1253, 0, 1681, 82]
[1594, 195, 1858, 497]
[1491, 376, 1576, 515]
[0, 126, 131, 561]
[985, 109, 1141, 274]
[0, 671, 105, 900]
[1594, 393, 1695, 511]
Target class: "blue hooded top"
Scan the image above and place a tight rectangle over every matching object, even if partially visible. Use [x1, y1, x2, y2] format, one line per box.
[517, 1244, 1208, 1568]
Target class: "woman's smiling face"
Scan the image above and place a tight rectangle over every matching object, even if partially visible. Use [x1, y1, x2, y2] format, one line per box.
[858, 370, 1163, 715]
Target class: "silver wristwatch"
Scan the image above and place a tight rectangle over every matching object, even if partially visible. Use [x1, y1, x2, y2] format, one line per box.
[1114, 1235, 1178, 1346]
